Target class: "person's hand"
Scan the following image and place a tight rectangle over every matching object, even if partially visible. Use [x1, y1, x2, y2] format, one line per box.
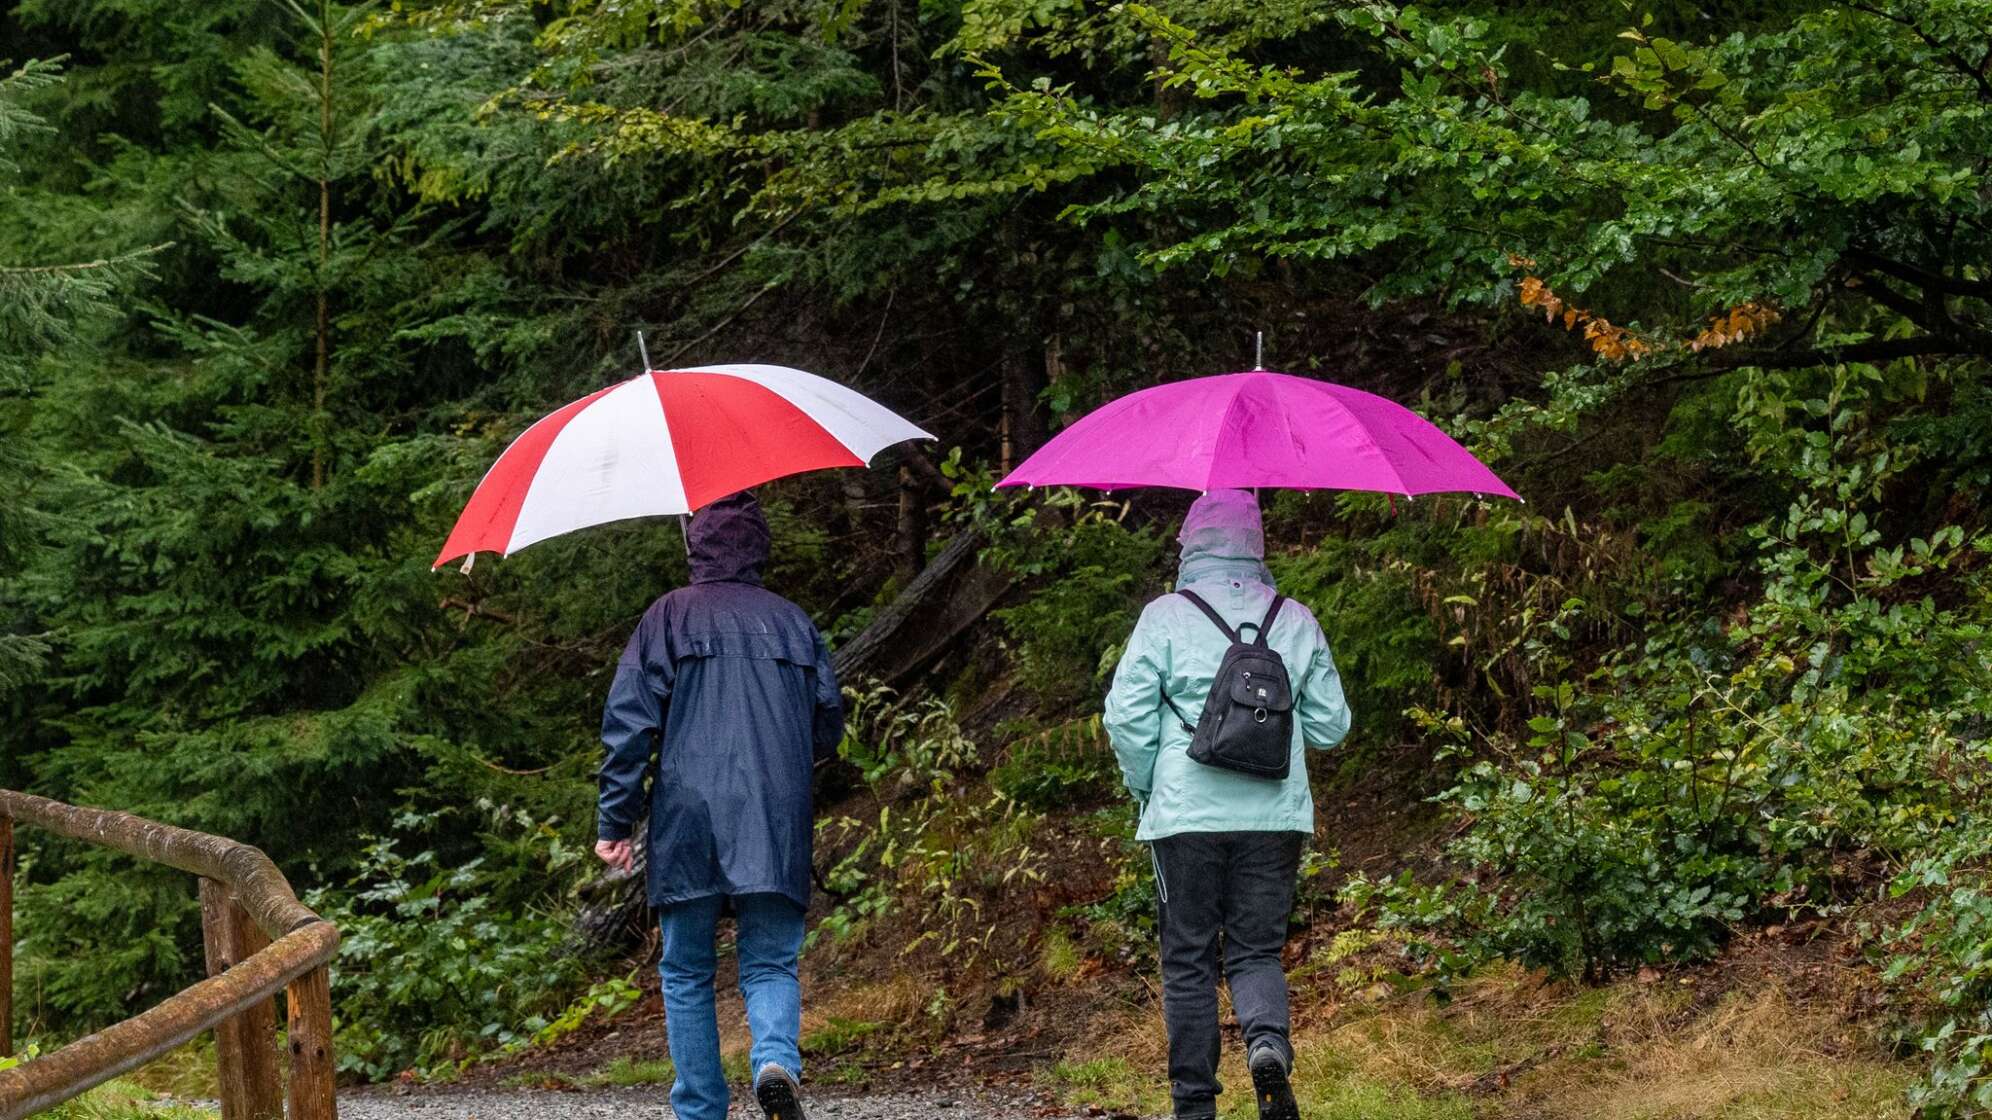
[595, 838, 635, 874]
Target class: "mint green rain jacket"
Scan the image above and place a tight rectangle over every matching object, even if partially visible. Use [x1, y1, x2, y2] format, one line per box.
[1103, 490, 1351, 841]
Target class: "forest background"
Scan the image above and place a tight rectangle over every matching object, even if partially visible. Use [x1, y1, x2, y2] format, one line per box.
[4, 0, 1992, 1116]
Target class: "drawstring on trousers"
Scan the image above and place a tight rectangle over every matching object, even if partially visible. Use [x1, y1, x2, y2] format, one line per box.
[1138, 799, 1168, 905]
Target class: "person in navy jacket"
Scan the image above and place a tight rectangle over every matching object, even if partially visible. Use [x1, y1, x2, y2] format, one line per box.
[596, 490, 844, 1120]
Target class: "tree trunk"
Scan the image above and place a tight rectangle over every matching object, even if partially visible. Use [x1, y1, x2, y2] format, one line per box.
[568, 834, 652, 959]
[1000, 342, 1047, 461]
[311, 0, 334, 491]
[1152, 32, 1186, 121]
[1, 816, 11, 1058]
[894, 464, 926, 583]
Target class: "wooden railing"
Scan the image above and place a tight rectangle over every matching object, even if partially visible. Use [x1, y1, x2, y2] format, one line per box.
[0, 790, 340, 1120]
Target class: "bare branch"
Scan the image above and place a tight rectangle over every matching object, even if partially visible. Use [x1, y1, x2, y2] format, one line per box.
[1847, 245, 1992, 300]
[1648, 334, 1988, 386]
[1848, 3, 1992, 101]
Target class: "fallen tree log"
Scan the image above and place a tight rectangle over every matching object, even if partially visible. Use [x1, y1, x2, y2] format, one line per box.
[831, 525, 1013, 685]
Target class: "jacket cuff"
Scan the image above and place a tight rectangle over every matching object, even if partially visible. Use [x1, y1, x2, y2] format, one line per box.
[598, 821, 633, 842]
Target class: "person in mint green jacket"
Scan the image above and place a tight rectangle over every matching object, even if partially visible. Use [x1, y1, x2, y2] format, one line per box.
[1104, 488, 1350, 1120]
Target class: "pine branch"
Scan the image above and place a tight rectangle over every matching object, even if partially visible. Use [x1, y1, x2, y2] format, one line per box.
[0, 633, 48, 693]
[0, 245, 170, 277]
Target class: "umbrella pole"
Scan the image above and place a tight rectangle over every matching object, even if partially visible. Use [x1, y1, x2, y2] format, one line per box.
[639, 331, 689, 563]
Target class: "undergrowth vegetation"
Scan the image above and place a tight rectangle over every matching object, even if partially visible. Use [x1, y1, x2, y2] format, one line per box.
[816, 685, 1056, 979]
[309, 802, 634, 1079]
[1303, 367, 1992, 1113]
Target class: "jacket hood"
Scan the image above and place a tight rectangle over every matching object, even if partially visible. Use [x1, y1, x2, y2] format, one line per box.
[688, 491, 770, 585]
[1175, 488, 1274, 590]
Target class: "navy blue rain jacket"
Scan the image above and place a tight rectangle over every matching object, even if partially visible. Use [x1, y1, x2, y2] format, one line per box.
[597, 492, 845, 910]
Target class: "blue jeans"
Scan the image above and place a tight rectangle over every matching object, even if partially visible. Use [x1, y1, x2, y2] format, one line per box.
[657, 892, 806, 1120]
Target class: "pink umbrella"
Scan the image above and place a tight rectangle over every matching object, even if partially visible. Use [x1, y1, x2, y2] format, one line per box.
[435, 363, 931, 568]
[996, 370, 1519, 500]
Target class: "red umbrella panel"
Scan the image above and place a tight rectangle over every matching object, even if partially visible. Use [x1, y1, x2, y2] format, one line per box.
[436, 363, 932, 568]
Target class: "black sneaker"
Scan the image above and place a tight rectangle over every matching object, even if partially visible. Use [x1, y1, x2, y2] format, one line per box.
[1248, 1042, 1300, 1120]
[754, 1062, 808, 1120]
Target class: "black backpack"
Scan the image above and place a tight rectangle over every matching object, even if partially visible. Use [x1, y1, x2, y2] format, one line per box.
[1160, 590, 1295, 781]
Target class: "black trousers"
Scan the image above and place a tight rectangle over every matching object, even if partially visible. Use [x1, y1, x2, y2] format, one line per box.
[1152, 830, 1304, 1119]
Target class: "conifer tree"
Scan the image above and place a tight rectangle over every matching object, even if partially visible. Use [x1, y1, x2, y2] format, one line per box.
[0, 1, 681, 1022]
[1, 8, 437, 1016]
[0, 58, 153, 695]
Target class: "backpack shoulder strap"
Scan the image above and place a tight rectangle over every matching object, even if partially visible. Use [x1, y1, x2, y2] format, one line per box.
[1174, 589, 1239, 644]
[1158, 686, 1196, 733]
[1248, 595, 1287, 647]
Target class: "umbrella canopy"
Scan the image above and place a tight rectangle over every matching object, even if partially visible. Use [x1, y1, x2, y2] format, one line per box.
[997, 370, 1518, 500]
[435, 363, 931, 567]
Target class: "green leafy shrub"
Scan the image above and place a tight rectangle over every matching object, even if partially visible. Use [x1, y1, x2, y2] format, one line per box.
[1065, 808, 1156, 966]
[992, 517, 1165, 707]
[1270, 532, 1439, 742]
[835, 682, 979, 789]
[310, 804, 591, 1080]
[816, 693, 1051, 972]
[990, 716, 1121, 812]
[943, 467, 1165, 707]
[1353, 369, 1992, 983]
[1884, 820, 1992, 1117]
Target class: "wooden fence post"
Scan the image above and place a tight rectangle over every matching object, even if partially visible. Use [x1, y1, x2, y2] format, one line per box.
[198, 879, 283, 1120]
[284, 965, 337, 1120]
[1, 814, 13, 1058]
[0, 791, 342, 1120]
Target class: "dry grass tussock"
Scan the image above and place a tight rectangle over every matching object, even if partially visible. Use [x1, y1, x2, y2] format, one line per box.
[803, 974, 930, 1030]
[1051, 963, 1910, 1119]
[1517, 985, 1906, 1120]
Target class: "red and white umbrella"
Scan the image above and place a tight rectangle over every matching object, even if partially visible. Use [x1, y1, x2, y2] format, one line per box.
[434, 363, 931, 568]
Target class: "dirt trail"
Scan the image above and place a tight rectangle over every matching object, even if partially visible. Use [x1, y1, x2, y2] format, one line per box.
[335, 1086, 1142, 1120]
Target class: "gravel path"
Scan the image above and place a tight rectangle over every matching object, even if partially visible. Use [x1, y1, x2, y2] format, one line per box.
[335, 1086, 1136, 1120]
